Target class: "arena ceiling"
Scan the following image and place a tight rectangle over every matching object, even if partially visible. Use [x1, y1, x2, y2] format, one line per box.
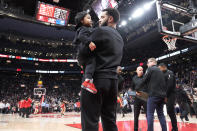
[1, 0, 196, 68]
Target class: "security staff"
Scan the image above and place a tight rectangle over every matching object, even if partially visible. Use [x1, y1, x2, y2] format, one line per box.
[138, 58, 167, 131]
[158, 63, 178, 131]
[131, 66, 147, 131]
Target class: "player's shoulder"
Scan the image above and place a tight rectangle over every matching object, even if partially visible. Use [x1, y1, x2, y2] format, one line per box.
[132, 75, 137, 79]
[78, 26, 92, 32]
[93, 26, 104, 32]
[167, 69, 174, 75]
[94, 26, 112, 32]
[148, 66, 154, 71]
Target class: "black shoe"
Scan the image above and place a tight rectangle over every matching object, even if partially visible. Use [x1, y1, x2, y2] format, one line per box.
[180, 116, 184, 122]
[171, 128, 178, 131]
[185, 116, 189, 121]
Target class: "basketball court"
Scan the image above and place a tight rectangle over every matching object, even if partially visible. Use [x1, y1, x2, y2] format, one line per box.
[1, 112, 197, 131]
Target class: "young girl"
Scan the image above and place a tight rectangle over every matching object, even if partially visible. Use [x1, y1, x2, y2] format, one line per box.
[34, 101, 39, 114]
[73, 11, 97, 94]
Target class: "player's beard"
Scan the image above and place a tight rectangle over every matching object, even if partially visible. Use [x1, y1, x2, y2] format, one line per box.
[100, 18, 109, 27]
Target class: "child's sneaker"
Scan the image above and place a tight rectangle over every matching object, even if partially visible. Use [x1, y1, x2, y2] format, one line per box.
[81, 80, 97, 94]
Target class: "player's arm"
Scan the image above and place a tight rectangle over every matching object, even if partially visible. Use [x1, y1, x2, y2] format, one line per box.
[77, 27, 92, 44]
[131, 78, 135, 91]
[89, 28, 106, 51]
[78, 27, 97, 51]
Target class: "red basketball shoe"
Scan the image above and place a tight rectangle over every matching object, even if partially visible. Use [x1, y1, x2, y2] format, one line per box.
[81, 80, 97, 94]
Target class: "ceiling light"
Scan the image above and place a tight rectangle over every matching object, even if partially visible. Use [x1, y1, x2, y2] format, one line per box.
[121, 20, 127, 26]
[132, 8, 144, 18]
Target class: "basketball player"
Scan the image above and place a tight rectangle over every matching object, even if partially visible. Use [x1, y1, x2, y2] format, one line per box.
[60, 101, 66, 116]
[21, 98, 25, 118]
[11, 106, 16, 115]
[131, 66, 147, 131]
[18, 99, 22, 116]
[80, 8, 124, 131]
[24, 97, 32, 118]
[158, 63, 178, 131]
[138, 58, 167, 131]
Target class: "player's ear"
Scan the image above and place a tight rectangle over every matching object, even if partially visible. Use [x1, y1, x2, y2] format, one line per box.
[108, 16, 113, 23]
[80, 19, 84, 24]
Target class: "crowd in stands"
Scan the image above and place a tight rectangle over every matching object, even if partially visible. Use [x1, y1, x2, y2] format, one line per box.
[0, 72, 81, 116]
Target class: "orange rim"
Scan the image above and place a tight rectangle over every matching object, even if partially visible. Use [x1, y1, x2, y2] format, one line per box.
[162, 35, 177, 41]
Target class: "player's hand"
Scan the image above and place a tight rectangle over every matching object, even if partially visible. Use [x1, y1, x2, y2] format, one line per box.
[136, 92, 141, 96]
[89, 42, 96, 51]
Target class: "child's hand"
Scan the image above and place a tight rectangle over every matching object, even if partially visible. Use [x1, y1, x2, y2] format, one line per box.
[89, 42, 96, 51]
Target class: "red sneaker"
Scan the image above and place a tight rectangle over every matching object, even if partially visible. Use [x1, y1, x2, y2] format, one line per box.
[81, 80, 97, 94]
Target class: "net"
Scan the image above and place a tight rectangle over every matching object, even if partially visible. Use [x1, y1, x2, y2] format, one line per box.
[38, 94, 42, 98]
[162, 35, 177, 51]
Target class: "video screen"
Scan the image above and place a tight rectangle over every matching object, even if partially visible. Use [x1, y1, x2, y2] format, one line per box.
[36, 1, 70, 26]
[92, 0, 118, 17]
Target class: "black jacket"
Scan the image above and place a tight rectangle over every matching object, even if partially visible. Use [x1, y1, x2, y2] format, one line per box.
[163, 69, 176, 97]
[138, 65, 167, 98]
[72, 26, 94, 66]
[90, 26, 124, 79]
[131, 75, 148, 92]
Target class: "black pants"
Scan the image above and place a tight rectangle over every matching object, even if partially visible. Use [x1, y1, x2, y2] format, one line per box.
[189, 105, 195, 116]
[5, 107, 9, 114]
[166, 94, 178, 131]
[147, 97, 167, 131]
[19, 108, 22, 116]
[21, 108, 25, 117]
[122, 106, 127, 117]
[81, 78, 118, 131]
[193, 102, 197, 117]
[0, 109, 3, 113]
[84, 57, 96, 80]
[134, 98, 147, 131]
[25, 108, 30, 118]
[180, 102, 190, 120]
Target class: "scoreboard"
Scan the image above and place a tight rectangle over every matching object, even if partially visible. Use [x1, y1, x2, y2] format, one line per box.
[92, 0, 118, 17]
[36, 1, 70, 26]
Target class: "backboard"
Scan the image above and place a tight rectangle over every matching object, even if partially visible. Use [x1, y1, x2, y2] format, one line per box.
[156, 0, 197, 43]
[34, 88, 46, 97]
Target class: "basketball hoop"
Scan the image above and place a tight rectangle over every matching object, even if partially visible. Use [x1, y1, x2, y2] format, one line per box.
[34, 88, 46, 98]
[162, 35, 177, 51]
